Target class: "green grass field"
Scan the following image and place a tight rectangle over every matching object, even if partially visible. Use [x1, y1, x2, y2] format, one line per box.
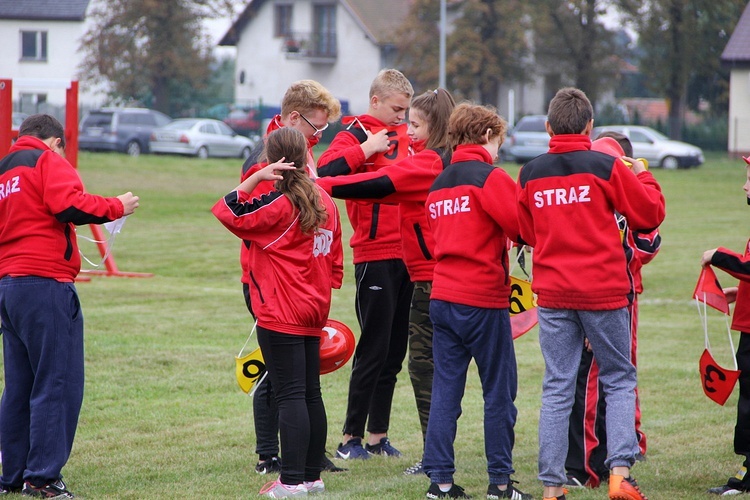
[0, 150, 747, 499]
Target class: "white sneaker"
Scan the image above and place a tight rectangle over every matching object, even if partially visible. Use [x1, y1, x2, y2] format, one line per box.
[303, 479, 325, 494]
[259, 479, 308, 498]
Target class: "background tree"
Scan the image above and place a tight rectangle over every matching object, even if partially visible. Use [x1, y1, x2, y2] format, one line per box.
[78, 0, 240, 116]
[446, 0, 531, 106]
[395, 0, 531, 107]
[393, 0, 441, 94]
[528, 0, 622, 109]
[619, 0, 746, 138]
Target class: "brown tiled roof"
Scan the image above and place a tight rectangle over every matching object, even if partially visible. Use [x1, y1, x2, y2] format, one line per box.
[341, 0, 411, 45]
[0, 0, 90, 21]
[220, 0, 411, 46]
[722, 2, 750, 65]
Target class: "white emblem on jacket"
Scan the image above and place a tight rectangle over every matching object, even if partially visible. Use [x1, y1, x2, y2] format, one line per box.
[428, 195, 471, 219]
[533, 185, 590, 208]
[0, 176, 21, 201]
[313, 228, 334, 257]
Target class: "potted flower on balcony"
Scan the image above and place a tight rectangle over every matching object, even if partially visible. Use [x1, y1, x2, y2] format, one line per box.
[285, 37, 300, 53]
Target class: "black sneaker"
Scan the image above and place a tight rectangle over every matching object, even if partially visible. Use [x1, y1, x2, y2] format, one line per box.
[365, 437, 402, 457]
[21, 480, 74, 498]
[487, 481, 532, 500]
[708, 476, 750, 495]
[564, 475, 587, 488]
[0, 485, 22, 495]
[426, 482, 471, 499]
[255, 456, 282, 475]
[404, 460, 425, 475]
[322, 453, 348, 472]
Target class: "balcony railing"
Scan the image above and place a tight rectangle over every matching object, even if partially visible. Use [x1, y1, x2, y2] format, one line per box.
[283, 31, 337, 62]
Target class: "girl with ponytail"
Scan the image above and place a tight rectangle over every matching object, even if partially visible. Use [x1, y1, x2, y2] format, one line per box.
[213, 127, 343, 498]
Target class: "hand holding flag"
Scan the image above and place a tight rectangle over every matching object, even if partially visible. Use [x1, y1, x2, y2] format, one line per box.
[693, 265, 730, 315]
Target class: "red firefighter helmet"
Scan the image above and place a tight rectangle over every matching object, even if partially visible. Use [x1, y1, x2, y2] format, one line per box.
[320, 319, 356, 375]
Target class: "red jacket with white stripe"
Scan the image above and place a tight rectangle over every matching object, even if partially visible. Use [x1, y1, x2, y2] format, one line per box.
[316, 141, 446, 281]
[711, 240, 750, 333]
[317, 115, 409, 264]
[213, 184, 344, 336]
[0, 136, 124, 281]
[425, 145, 520, 308]
[238, 119, 318, 286]
[517, 134, 666, 310]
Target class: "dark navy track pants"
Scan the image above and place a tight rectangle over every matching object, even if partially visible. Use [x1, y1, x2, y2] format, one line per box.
[0, 276, 84, 489]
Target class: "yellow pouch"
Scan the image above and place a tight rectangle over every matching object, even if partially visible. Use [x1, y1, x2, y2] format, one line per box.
[509, 275, 535, 315]
[235, 347, 266, 394]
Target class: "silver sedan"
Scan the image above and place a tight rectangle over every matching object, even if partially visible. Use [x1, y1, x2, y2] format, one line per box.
[150, 118, 256, 159]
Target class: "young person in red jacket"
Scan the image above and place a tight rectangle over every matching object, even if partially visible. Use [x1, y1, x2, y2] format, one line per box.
[517, 88, 665, 500]
[423, 103, 531, 500]
[703, 157, 750, 495]
[237, 80, 344, 476]
[213, 127, 343, 498]
[317, 69, 415, 460]
[316, 88, 455, 475]
[0, 115, 139, 498]
[565, 134, 662, 489]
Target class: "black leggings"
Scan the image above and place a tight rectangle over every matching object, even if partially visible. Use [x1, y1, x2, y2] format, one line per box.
[256, 326, 326, 484]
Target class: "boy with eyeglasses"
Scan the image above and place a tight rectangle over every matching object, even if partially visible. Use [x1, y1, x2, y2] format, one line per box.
[237, 80, 344, 476]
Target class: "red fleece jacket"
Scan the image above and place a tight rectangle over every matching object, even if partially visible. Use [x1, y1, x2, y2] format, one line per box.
[317, 114, 409, 264]
[0, 136, 124, 281]
[517, 134, 666, 310]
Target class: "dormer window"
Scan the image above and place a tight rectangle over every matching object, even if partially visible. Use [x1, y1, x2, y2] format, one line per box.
[20, 30, 47, 61]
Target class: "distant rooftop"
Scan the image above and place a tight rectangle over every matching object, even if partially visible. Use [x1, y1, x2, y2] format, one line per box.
[220, 0, 410, 46]
[722, 2, 750, 66]
[0, 0, 90, 21]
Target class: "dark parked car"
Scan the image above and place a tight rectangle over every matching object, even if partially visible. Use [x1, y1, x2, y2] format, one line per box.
[79, 108, 171, 157]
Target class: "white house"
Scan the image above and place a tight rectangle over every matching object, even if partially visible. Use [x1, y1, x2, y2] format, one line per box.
[722, 1, 750, 157]
[0, 0, 101, 114]
[219, 0, 410, 116]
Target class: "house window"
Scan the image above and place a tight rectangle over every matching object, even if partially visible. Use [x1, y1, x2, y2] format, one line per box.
[19, 92, 47, 113]
[313, 4, 336, 57]
[274, 4, 293, 37]
[20, 31, 47, 61]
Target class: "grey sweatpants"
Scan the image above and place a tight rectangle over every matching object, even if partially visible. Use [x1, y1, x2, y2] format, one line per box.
[537, 307, 638, 487]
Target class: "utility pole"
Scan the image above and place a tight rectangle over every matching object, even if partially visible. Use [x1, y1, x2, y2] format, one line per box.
[439, 0, 446, 89]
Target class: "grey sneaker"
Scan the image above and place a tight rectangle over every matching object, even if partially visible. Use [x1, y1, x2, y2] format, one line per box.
[404, 460, 424, 475]
[303, 479, 324, 495]
[259, 479, 308, 498]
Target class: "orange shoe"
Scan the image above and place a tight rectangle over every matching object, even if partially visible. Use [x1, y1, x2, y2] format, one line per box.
[542, 497, 565, 500]
[609, 474, 648, 500]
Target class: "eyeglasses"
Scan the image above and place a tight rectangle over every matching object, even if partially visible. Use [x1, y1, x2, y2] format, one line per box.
[299, 113, 329, 137]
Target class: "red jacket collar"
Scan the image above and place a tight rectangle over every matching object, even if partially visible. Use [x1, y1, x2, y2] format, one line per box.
[451, 144, 493, 164]
[548, 134, 591, 154]
[10, 135, 51, 153]
[265, 114, 319, 149]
